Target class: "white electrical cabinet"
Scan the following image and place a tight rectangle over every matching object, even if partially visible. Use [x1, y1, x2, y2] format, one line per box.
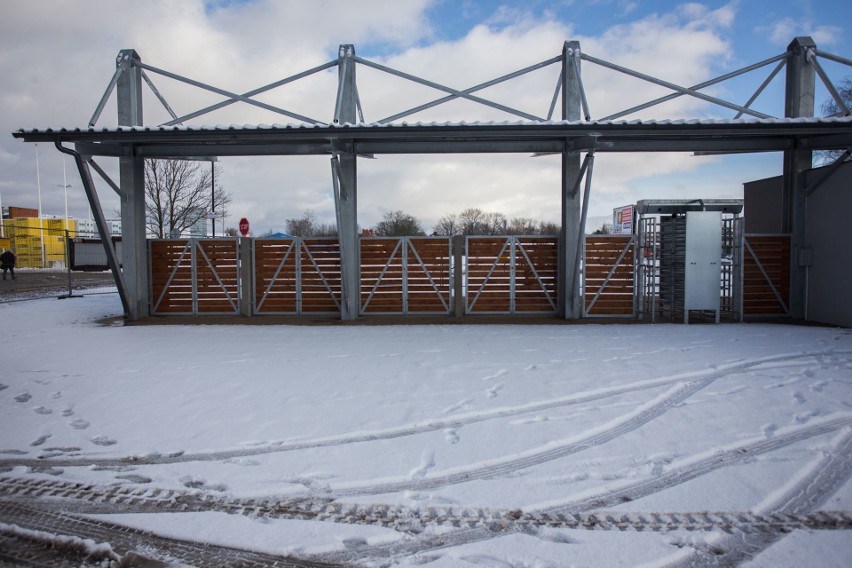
[684, 211, 722, 322]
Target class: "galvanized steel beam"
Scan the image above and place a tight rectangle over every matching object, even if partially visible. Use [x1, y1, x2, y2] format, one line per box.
[332, 45, 360, 320]
[116, 49, 149, 321]
[783, 37, 816, 320]
[55, 142, 130, 316]
[560, 41, 583, 319]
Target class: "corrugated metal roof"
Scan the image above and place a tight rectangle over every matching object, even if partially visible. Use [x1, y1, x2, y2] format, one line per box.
[16, 115, 852, 135]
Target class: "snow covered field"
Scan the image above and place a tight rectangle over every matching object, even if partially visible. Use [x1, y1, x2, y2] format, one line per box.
[1, 291, 851, 567]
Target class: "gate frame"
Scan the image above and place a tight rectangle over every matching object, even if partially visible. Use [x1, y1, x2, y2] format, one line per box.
[582, 234, 638, 318]
[359, 236, 453, 316]
[464, 235, 559, 315]
[149, 237, 241, 316]
[251, 237, 342, 316]
[741, 233, 792, 318]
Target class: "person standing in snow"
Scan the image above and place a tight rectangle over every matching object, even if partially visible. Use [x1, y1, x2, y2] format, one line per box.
[1, 249, 16, 280]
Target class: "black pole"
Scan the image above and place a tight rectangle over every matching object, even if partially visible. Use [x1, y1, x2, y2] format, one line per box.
[211, 162, 216, 238]
[65, 228, 72, 297]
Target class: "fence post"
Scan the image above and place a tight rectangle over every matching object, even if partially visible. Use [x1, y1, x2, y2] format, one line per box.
[240, 237, 252, 316]
[65, 229, 73, 297]
[453, 235, 464, 317]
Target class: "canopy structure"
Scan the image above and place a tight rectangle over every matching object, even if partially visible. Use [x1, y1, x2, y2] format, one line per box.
[12, 38, 852, 321]
[15, 117, 851, 157]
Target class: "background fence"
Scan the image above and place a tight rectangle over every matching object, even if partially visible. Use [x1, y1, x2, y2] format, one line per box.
[0, 220, 119, 302]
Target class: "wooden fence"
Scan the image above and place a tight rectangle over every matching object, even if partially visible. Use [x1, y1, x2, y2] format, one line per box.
[742, 235, 791, 316]
[583, 235, 636, 317]
[150, 239, 240, 315]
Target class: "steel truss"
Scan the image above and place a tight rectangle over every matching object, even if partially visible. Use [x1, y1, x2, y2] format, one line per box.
[12, 37, 852, 321]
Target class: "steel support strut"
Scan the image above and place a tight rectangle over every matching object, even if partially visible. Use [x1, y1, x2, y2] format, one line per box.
[55, 142, 130, 315]
[559, 41, 583, 319]
[783, 37, 816, 320]
[116, 49, 149, 320]
[333, 44, 360, 320]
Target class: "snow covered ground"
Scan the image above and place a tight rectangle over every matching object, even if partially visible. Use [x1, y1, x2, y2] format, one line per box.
[1, 290, 850, 567]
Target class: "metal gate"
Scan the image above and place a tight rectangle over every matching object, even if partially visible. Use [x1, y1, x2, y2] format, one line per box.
[253, 238, 341, 315]
[360, 237, 452, 315]
[583, 235, 636, 317]
[465, 236, 558, 314]
[742, 234, 791, 316]
[149, 239, 240, 315]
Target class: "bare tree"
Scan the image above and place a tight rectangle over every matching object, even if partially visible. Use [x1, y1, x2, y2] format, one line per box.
[459, 208, 487, 234]
[433, 213, 461, 236]
[146, 159, 230, 238]
[817, 77, 852, 165]
[455, 208, 509, 235]
[482, 211, 508, 235]
[538, 221, 560, 235]
[506, 217, 538, 235]
[373, 210, 425, 236]
[285, 210, 338, 237]
[436, 210, 561, 236]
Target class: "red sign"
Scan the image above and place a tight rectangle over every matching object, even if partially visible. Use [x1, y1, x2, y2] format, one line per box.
[239, 217, 250, 236]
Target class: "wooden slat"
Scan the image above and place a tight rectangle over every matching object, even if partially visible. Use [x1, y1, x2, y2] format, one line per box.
[583, 236, 635, 317]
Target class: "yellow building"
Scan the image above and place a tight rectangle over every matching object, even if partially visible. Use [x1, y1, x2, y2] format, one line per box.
[4, 218, 77, 268]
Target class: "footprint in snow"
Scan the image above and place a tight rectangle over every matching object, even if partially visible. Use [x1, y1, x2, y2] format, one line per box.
[342, 537, 369, 550]
[28, 466, 64, 476]
[409, 450, 436, 480]
[810, 380, 827, 393]
[0, 384, 7, 391]
[90, 436, 117, 447]
[61, 408, 74, 417]
[444, 429, 460, 445]
[41, 447, 81, 454]
[795, 410, 819, 424]
[70, 419, 90, 430]
[33, 407, 53, 415]
[181, 477, 227, 492]
[14, 393, 32, 403]
[792, 391, 806, 405]
[762, 424, 778, 438]
[50, 392, 62, 400]
[30, 435, 51, 447]
[486, 384, 503, 399]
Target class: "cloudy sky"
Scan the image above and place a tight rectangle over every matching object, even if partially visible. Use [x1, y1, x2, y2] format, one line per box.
[1, 0, 849, 235]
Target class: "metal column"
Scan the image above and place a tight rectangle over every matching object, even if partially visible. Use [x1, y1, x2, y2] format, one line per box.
[117, 49, 149, 320]
[332, 44, 359, 320]
[559, 41, 583, 319]
[783, 36, 815, 320]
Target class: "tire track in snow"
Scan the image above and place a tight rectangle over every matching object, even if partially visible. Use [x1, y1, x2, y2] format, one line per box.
[333, 378, 714, 497]
[1, 419, 849, 567]
[2, 350, 841, 470]
[662, 429, 852, 568]
[0, 501, 337, 567]
[321, 416, 852, 565]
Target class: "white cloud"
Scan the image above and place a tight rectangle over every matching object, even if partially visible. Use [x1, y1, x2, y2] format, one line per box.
[0, 0, 785, 234]
[759, 17, 842, 47]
